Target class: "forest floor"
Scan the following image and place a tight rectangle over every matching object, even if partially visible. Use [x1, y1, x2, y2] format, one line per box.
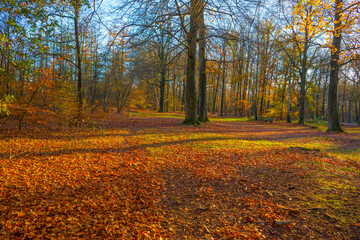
[0, 110, 359, 239]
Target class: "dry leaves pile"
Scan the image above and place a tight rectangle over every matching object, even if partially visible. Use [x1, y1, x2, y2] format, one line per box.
[0, 113, 359, 239]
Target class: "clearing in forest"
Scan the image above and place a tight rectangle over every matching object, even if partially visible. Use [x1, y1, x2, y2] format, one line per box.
[0, 112, 359, 239]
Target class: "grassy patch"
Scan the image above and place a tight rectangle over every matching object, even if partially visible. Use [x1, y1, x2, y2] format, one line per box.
[305, 120, 328, 126]
[318, 179, 355, 191]
[306, 194, 344, 210]
[128, 111, 184, 119]
[209, 117, 253, 122]
[326, 146, 360, 162]
[191, 138, 286, 150]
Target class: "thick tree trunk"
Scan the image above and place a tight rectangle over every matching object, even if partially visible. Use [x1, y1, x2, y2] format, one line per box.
[327, 0, 343, 132]
[197, 3, 208, 122]
[183, 0, 199, 125]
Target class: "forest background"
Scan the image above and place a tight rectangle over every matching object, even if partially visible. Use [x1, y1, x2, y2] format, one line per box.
[1, 1, 360, 239]
[0, 0, 360, 130]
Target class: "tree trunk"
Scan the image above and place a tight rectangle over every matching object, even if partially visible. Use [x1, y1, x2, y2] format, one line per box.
[158, 28, 167, 113]
[322, 75, 328, 119]
[316, 71, 321, 118]
[355, 100, 359, 125]
[181, 69, 185, 113]
[254, 53, 260, 120]
[172, 72, 177, 112]
[341, 79, 346, 122]
[212, 73, 220, 114]
[348, 100, 352, 123]
[74, 2, 83, 116]
[327, 0, 343, 132]
[158, 68, 166, 112]
[298, 23, 310, 125]
[287, 76, 292, 123]
[197, 2, 208, 122]
[220, 43, 226, 117]
[183, 0, 199, 125]
[153, 78, 159, 110]
[220, 70, 226, 116]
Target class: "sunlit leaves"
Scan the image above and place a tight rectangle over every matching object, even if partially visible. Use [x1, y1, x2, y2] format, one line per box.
[0, 113, 359, 238]
[289, 0, 360, 63]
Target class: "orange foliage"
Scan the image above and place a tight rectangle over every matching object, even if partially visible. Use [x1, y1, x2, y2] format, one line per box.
[0, 113, 359, 239]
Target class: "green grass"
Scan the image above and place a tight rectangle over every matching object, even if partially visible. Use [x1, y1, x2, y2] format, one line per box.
[305, 120, 328, 126]
[127, 111, 254, 123]
[306, 194, 344, 209]
[209, 117, 253, 122]
[128, 111, 184, 119]
[318, 179, 355, 191]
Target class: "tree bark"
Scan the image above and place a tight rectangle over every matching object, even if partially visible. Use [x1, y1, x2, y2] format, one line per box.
[74, 2, 83, 116]
[355, 100, 359, 125]
[183, 0, 199, 125]
[327, 0, 343, 132]
[254, 50, 260, 120]
[220, 42, 226, 117]
[158, 28, 167, 112]
[348, 100, 352, 123]
[298, 28, 309, 125]
[286, 73, 292, 123]
[197, 2, 208, 122]
[212, 73, 220, 114]
[158, 68, 166, 112]
[322, 75, 328, 119]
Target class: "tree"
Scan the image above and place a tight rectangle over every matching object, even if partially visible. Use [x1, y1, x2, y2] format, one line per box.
[197, 0, 208, 122]
[73, 0, 83, 116]
[152, 4, 172, 113]
[284, 0, 325, 124]
[183, 0, 200, 125]
[327, 0, 345, 131]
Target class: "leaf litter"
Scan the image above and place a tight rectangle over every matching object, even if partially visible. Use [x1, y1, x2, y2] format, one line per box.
[0, 112, 359, 239]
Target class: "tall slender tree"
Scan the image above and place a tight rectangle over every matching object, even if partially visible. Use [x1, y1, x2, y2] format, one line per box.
[72, 0, 83, 116]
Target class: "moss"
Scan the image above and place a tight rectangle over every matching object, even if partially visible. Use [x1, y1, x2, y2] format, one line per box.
[305, 194, 344, 209]
[210, 117, 252, 122]
[318, 179, 355, 191]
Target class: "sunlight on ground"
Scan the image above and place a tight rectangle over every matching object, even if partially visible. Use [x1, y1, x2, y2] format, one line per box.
[1, 115, 359, 239]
